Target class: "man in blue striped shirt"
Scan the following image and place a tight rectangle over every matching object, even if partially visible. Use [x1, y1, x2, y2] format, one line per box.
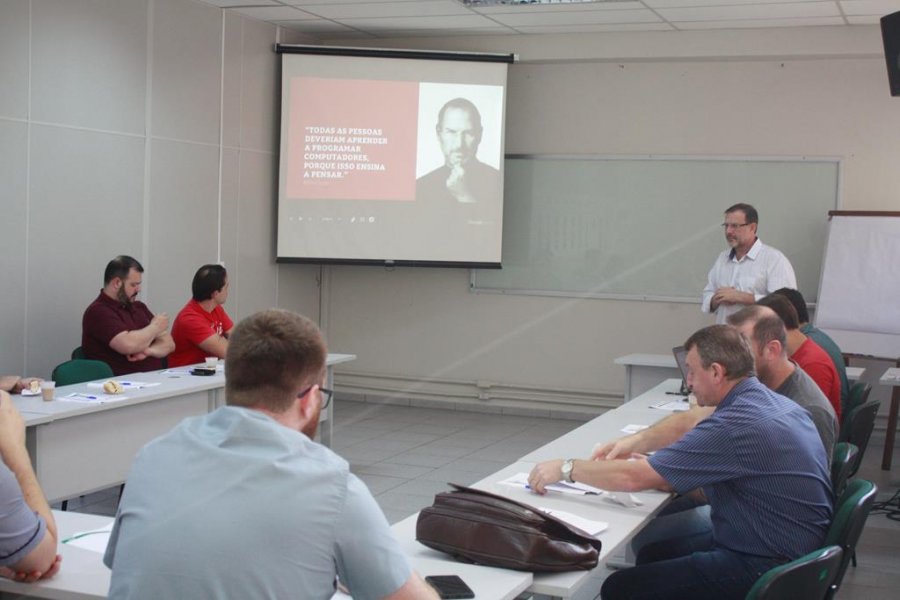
[529, 325, 832, 600]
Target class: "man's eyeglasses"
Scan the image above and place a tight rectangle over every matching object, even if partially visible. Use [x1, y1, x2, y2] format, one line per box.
[298, 385, 334, 410]
[721, 222, 751, 230]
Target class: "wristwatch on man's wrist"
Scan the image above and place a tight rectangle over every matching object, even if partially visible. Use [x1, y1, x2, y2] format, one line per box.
[561, 458, 575, 483]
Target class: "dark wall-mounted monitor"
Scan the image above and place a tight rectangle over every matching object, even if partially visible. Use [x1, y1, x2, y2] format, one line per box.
[881, 11, 900, 97]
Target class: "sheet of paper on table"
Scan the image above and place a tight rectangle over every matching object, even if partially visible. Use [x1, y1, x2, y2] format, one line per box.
[87, 381, 161, 390]
[650, 399, 690, 412]
[537, 507, 608, 537]
[499, 473, 644, 507]
[61, 393, 130, 404]
[621, 423, 650, 434]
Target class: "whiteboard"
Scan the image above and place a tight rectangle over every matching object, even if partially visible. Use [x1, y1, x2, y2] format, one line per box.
[472, 156, 839, 301]
[815, 213, 900, 359]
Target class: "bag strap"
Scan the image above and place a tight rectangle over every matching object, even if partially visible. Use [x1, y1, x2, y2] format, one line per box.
[446, 483, 603, 551]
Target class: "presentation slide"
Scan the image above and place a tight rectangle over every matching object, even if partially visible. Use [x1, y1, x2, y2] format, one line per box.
[276, 50, 508, 266]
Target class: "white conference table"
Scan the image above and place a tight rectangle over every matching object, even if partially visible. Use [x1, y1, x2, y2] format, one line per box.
[616, 353, 865, 403]
[879, 367, 900, 470]
[12, 353, 355, 503]
[521, 379, 687, 463]
[392, 380, 678, 600]
[614, 354, 680, 401]
[0, 377, 672, 600]
[0, 509, 531, 600]
[392, 462, 670, 600]
[332, 556, 531, 600]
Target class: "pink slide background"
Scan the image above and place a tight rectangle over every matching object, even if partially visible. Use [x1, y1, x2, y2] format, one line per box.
[286, 77, 418, 200]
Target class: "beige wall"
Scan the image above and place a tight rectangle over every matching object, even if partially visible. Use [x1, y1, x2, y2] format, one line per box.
[0, 0, 321, 377]
[322, 26, 900, 414]
[0, 2, 896, 416]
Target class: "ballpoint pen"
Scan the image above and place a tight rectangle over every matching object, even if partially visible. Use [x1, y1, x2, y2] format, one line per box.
[61, 529, 110, 544]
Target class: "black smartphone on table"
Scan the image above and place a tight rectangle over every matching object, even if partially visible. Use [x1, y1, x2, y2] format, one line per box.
[425, 574, 475, 599]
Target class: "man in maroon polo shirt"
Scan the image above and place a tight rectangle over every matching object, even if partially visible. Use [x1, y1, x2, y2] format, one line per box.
[82, 256, 174, 376]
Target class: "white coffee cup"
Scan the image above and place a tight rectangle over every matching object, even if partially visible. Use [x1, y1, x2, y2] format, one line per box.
[205, 357, 218, 368]
[41, 380, 56, 402]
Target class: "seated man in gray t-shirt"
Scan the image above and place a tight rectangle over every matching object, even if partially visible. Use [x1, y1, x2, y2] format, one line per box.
[0, 391, 60, 583]
[729, 306, 837, 462]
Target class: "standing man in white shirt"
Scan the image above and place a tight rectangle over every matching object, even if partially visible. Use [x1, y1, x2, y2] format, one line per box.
[701, 203, 796, 324]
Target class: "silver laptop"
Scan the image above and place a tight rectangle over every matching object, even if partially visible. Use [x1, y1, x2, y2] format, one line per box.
[672, 345, 690, 395]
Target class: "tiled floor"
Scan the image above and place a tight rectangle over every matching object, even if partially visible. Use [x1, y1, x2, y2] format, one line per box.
[833, 439, 900, 600]
[59, 399, 900, 599]
[331, 400, 589, 524]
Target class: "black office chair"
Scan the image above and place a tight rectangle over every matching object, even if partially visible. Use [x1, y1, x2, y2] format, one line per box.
[823, 479, 878, 599]
[830, 442, 859, 500]
[838, 399, 880, 477]
[745, 545, 843, 600]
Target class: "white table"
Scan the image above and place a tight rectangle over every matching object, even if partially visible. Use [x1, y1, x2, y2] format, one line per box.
[13, 353, 355, 503]
[391, 381, 679, 599]
[616, 355, 865, 404]
[392, 463, 670, 600]
[0, 377, 671, 600]
[521, 380, 684, 464]
[614, 354, 680, 401]
[879, 367, 900, 470]
[321, 354, 358, 446]
[332, 556, 531, 600]
[846, 366, 865, 381]
[0, 509, 530, 600]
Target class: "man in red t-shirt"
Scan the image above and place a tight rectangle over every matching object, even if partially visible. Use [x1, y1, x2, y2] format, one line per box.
[758, 294, 841, 420]
[169, 264, 234, 368]
[82, 256, 175, 376]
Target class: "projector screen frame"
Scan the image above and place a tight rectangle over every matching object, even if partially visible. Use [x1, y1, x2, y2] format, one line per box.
[275, 256, 503, 269]
[274, 45, 514, 269]
[274, 44, 516, 65]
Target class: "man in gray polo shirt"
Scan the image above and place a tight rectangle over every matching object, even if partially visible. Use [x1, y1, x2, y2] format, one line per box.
[772, 287, 851, 413]
[728, 304, 837, 462]
[104, 310, 438, 600]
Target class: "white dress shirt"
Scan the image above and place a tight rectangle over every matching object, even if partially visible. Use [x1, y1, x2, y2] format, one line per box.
[701, 238, 797, 324]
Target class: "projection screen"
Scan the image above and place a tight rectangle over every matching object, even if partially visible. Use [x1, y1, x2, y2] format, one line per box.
[276, 45, 512, 268]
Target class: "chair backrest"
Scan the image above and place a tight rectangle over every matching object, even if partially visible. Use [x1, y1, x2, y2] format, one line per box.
[51, 359, 114, 386]
[745, 545, 843, 600]
[824, 479, 878, 599]
[830, 442, 859, 499]
[71, 346, 86, 360]
[838, 399, 880, 476]
[844, 382, 871, 418]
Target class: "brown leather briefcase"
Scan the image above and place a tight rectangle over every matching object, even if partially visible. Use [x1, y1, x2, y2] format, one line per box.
[415, 483, 602, 572]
